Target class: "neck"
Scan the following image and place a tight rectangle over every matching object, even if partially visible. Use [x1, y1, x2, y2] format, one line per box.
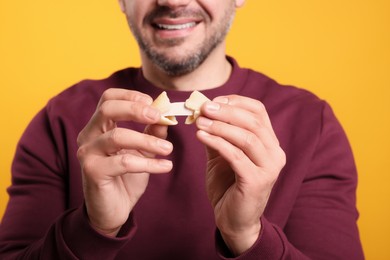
[140, 47, 232, 92]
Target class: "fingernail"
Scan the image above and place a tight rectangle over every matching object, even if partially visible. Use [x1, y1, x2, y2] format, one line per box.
[197, 130, 211, 138]
[157, 139, 172, 151]
[197, 117, 213, 127]
[214, 97, 229, 104]
[205, 101, 220, 112]
[159, 160, 173, 168]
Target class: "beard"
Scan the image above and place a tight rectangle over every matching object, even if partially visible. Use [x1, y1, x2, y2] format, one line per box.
[127, 4, 236, 76]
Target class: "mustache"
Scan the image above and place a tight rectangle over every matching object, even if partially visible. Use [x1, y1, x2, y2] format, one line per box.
[144, 6, 208, 23]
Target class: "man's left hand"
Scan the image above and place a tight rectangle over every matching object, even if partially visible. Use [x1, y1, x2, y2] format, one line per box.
[196, 95, 286, 256]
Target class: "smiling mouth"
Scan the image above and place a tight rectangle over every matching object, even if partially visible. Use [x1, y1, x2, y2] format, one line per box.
[154, 22, 198, 31]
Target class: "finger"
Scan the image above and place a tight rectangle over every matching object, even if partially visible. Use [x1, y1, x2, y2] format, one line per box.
[82, 153, 173, 179]
[200, 103, 279, 148]
[96, 99, 161, 124]
[197, 117, 274, 166]
[213, 95, 272, 127]
[97, 89, 157, 124]
[78, 89, 156, 146]
[98, 88, 153, 107]
[79, 127, 173, 157]
[204, 96, 278, 143]
[196, 130, 258, 181]
[78, 100, 161, 145]
[213, 95, 263, 113]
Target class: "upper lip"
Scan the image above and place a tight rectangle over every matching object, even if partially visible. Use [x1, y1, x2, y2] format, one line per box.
[152, 17, 201, 27]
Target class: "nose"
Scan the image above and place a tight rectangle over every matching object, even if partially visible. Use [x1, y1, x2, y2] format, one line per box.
[157, 0, 192, 8]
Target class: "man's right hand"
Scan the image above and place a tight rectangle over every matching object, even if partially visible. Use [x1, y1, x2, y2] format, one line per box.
[76, 89, 173, 237]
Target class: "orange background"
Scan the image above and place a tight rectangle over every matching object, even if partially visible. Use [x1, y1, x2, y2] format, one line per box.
[1, 1, 389, 258]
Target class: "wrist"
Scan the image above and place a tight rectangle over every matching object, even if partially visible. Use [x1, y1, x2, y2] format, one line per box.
[88, 219, 122, 237]
[219, 222, 261, 256]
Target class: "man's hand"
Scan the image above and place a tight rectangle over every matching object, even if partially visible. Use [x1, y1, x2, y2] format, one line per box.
[76, 89, 173, 237]
[195, 95, 286, 256]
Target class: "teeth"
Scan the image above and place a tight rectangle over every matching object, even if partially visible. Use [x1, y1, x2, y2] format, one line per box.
[156, 22, 196, 30]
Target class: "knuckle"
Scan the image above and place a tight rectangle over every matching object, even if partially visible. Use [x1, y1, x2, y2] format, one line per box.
[100, 89, 113, 102]
[120, 154, 133, 170]
[231, 147, 246, 162]
[79, 156, 95, 175]
[252, 117, 263, 129]
[107, 128, 121, 149]
[76, 145, 87, 160]
[148, 136, 160, 150]
[267, 147, 286, 175]
[97, 101, 111, 118]
[242, 132, 257, 150]
[277, 147, 287, 167]
[146, 158, 157, 170]
[256, 101, 266, 113]
[127, 90, 151, 104]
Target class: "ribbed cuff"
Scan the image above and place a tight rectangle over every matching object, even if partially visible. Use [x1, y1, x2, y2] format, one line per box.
[215, 217, 284, 260]
[60, 205, 137, 259]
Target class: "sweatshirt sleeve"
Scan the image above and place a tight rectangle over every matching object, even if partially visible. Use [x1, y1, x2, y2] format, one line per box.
[0, 107, 136, 259]
[215, 102, 364, 259]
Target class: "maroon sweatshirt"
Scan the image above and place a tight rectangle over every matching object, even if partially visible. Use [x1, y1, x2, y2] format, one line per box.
[0, 57, 364, 259]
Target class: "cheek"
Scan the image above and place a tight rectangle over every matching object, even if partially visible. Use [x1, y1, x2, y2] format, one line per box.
[195, 0, 216, 18]
[200, 1, 235, 22]
[125, 10, 145, 35]
[124, 2, 146, 25]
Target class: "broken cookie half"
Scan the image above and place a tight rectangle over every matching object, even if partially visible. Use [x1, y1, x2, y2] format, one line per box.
[151, 91, 210, 125]
[151, 91, 179, 125]
[184, 91, 211, 124]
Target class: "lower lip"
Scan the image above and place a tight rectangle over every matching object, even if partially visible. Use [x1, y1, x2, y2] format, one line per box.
[154, 24, 198, 39]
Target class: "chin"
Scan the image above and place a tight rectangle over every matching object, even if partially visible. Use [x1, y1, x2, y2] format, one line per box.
[147, 49, 205, 76]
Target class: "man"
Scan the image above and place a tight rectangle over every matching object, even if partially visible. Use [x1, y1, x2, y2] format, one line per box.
[0, 0, 364, 259]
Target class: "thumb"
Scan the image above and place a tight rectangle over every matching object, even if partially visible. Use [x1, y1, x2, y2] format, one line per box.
[144, 124, 169, 139]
